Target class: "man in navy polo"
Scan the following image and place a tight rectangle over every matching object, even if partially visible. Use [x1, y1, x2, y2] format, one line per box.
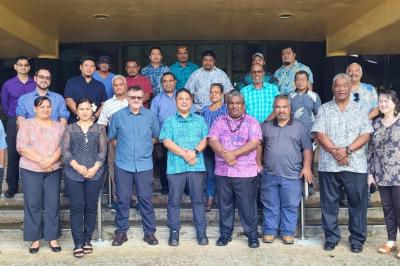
[64, 55, 107, 123]
[1, 56, 35, 198]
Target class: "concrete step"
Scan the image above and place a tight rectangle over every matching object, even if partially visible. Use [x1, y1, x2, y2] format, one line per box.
[0, 207, 385, 226]
[0, 223, 388, 242]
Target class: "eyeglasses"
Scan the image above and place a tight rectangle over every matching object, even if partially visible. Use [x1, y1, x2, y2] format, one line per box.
[16, 63, 29, 67]
[128, 96, 143, 100]
[37, 75, 51, 81]
[353, 93, 360, 102]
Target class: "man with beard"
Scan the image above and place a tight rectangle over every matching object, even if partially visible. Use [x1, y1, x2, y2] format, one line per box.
[346, 62, 379, 120]
[209, 90, 262, 248]
[64, 55, 107, 123]
[274, 47, 313, 95]
[260, 95, 313, 245]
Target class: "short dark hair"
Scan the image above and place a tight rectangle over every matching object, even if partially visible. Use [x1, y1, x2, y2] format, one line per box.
[34, 68, 52, 78]
[34, 96, 51, 107]
[149, 46, 163, 56]
[210, 83, 224, 93]
[76, 97, 93, 109]
[379, 89, 400, 115]
[80, 55, 96, 65]
[282, 46, 296, 54]
[127, 85, 143, 93]
[274, 94, 290, 105]
[15, 56, 29, 64]
[161, 72, 176, 81]
[125, 59, 141, 67]
[202, 50, 216, 59]
[175, 88, 192, 99]
[294, 70, 309, 81]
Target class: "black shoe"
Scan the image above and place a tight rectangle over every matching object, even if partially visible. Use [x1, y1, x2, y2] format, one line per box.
[112, 232, 128, 246]
[29, 247, 39, 254]
[161, 188, 169, 195]
[168, 230, 179, 246]
[351, 245, 363, 253]
[5, 190, 16, 198]
[216, 235, 232, 246]
[197, 233, 209, 245]
[248, 238, 260, 248]
[323, 242, 337, 251]
[143, 234, 159, 245]
[49, 242, 62, 252]
[130, 200, 138, 209]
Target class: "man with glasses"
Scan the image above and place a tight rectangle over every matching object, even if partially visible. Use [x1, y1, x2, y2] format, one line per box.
[108, 86, 160, 246]
[1, 56, 35, 198]
[346, 62, 379, 120]
[16, 68, 69, 126]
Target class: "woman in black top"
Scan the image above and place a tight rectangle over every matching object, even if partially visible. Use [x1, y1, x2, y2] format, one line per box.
[61, 97, 107, 258]
[368, 89, 400, 259]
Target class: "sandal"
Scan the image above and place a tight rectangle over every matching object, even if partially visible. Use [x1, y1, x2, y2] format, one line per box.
[205, 198, 213, 212]
[83, 243, 93, 254]
[377, 244, 397, 254]
[73, 247, 84, 258]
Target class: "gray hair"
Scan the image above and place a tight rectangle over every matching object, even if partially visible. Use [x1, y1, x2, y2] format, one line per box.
[346, 62, 363, 75]
[226, 90, 245, 105]
[332, 73, 351, 88]
[112, 75, 127, 85]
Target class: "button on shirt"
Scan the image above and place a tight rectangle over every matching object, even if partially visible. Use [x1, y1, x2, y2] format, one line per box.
[351, 82, 378, 114]
[93, 71, 116, 100]
[209, 114, 262, 178]
[185, 67, 233, 112]
[64, 75, 107, 123]
[289, 90, 321, 138]
[141, 64, 170, 96]
[311, 100, 373, 173]
[97, 96, 128, 126]
[150, 91, 177, 129]
[1, 76, 36, 117]
[241, 82, 280, 123]
[108, 106, 160, 172]
[274, 61, 313, 95]
[169, 61, 199, 90]
[262, 118, 312, 179]
[159, 113, 208, 175]
[16, 89, 70, 121]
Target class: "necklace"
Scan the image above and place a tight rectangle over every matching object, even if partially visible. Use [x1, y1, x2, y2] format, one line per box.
[224, 115, 245, 133]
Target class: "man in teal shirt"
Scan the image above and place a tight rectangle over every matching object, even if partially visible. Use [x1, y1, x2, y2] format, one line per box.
[169, 45, 198, 90]
[159, 88, 208, 247]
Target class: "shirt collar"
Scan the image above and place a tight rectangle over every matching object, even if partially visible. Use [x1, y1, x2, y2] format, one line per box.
[226, 113, 245, 122]
[201, 66, 217, 72]
[294, 88, 309, 94]
[161, 90, 176, 98]
[128, 106, 145, 115]
[176, 112, 194, 121]
[34, 88, 50, 96]
[273, 117, 293, 127]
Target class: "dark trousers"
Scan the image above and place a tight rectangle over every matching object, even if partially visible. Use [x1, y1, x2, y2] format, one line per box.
[167, 171, 206, 235]
[379, 186, 400, 241]
[21, 168, 61, 241]
[216, 175, 258, 239]
[158, 144, 169, 190]
[6, 117, 20, 192]
[115, 166, 156, 235]
[319, 171, 368, 247]
[66, 177, 104, 248]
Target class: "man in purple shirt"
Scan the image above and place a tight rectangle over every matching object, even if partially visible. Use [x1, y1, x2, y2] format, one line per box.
[1, 56, 36, 198]
[209, 90, 262, 248]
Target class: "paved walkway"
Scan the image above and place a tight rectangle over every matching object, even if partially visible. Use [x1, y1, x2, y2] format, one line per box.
[0, 236, 398, 265]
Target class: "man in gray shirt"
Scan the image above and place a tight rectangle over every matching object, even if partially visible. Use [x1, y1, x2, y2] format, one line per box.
[312, 73, 373, 253]
[260, 95, 313, 245]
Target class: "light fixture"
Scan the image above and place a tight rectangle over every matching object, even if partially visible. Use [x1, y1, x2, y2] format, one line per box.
[93, 14, 110, 20]
[278, 12, 294, 19]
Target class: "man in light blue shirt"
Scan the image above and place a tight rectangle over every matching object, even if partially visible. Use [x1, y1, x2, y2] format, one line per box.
[185, 50, 233, 112]
[170, 45, 198, 90]
[274, 47, 313, 95]
[93, 55, 116, 99]
[141, 47, 170, 96]
[108, 86, 160, 247]
[16, 68, 69, 126]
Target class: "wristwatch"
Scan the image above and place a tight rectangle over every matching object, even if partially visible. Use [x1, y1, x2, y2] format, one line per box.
[346, 146, 353, 156]
[194, 149, 199, 155]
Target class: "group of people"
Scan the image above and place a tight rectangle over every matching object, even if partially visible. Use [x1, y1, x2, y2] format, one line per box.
[0, 44, 398, 260]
